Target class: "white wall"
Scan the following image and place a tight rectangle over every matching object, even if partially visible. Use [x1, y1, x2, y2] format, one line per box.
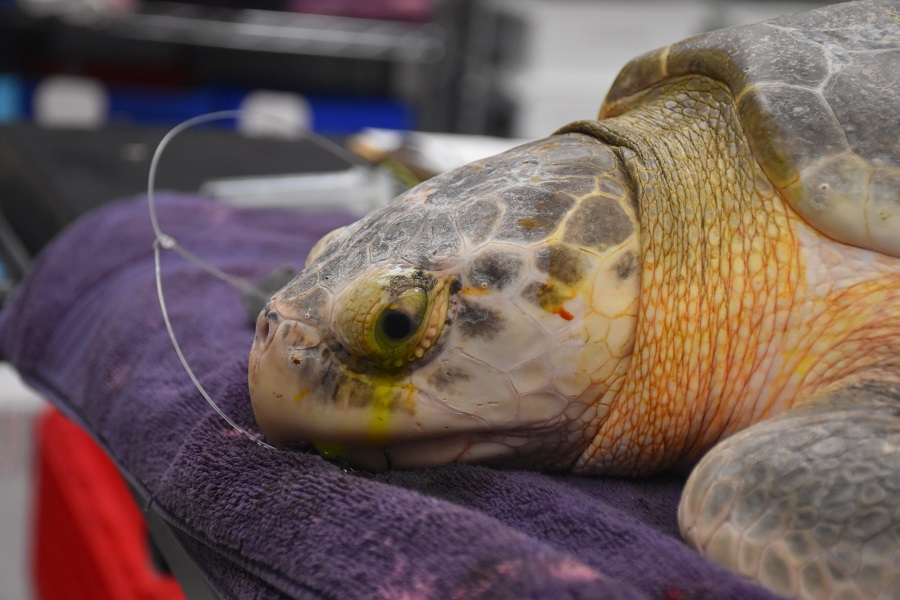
[0, 364, 43, 600]
[488, 0, 833, 138]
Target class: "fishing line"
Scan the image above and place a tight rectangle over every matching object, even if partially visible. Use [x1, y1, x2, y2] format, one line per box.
[148, 109, 371, 450]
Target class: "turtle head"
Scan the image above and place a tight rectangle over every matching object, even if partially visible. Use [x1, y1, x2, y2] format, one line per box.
[248, 133, 642, 471]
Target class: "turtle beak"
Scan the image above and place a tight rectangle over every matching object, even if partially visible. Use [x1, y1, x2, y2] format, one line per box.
[251, 306, 279, 356]
[250, 305, 322, 358]
[248, 306, 324, 446]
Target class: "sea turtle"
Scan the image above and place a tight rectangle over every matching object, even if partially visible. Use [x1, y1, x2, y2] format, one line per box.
[248, 1, 900, 598]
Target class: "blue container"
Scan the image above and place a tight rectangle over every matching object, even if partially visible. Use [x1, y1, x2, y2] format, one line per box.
[19, 75, 417, 134]
[306, 95, 415, 134]
[107, 86, 246, 126]
[0, 75, 25, 122]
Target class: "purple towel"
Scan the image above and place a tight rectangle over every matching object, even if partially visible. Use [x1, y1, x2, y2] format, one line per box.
[0, 196, 778, 600]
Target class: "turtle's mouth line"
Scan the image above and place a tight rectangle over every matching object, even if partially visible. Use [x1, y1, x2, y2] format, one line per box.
[321, 434, 477, 472]
[314, 418, 568, 472]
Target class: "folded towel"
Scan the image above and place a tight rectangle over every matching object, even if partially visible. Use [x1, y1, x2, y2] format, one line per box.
[0, 195, 777, 599]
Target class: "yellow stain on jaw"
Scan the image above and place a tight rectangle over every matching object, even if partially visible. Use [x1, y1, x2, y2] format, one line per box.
[370, 380, 395, 443]
[309, 372, 418, 458]
[293, 390, 309, 403]
[314, 441, 347, 459]
[329, 368, 418, 445]
[369, 380, 419, 444]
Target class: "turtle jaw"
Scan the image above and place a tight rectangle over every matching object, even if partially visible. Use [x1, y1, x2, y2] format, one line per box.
[248, 312, 502, 455]
[249, 313, 581, 469]
[248, 309, 324, 448]
[309, 428, 579, 473]
[317, 435, 484, 472]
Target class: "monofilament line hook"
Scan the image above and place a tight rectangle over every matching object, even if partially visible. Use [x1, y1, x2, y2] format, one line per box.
[148, 110, 278, 451]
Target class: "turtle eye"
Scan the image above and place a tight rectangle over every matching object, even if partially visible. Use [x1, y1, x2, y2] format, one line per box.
[335, 269, 450, 369]
[380, 310, 414, 340]
[374, 288, 427, 348]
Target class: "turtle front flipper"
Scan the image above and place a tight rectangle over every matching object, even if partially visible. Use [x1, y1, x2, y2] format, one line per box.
[679, 381, 900, 600]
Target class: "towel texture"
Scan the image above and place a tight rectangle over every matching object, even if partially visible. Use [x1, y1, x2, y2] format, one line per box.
[0, 196, 777, 599]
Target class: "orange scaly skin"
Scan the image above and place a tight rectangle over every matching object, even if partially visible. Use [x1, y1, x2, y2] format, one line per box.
[568, 77, 900, 476]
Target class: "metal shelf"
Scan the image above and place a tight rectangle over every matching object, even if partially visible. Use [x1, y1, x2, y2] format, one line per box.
[0, 1, 481, 131]
[71, 2, 446, 63]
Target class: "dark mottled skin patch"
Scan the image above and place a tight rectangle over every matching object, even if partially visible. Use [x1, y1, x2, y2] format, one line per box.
[368, 215, 421, 262]
[615, 251, 639, 280]
[536, 191, 576, 217]
[428, 365, 473, 391]
[318, 356, 340, 401]
[520, 281, 544, 307]
[328, 245, 369, 281]
[457, 299, 503, 338]
[496, 187, 575, 243]
[401, 215, 461, 268]
[465, 251, 523, 290]
[563, 197, 635, 250]
[535, 245, 586, 286]
[535, 282, 565, 313]
[455, 198, 502, 244]
[346, 377, 374, 409]
[319, 345, 407, 412]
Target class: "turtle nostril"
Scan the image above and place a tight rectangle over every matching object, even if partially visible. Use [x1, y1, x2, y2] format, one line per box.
[256, 316, 269, 343]
[252, 307, 322, 358]
[254, 308, 279, 350]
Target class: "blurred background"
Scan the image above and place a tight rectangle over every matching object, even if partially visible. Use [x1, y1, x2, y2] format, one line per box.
[0, 0, 841, 137]
[0, 1, 837, 599]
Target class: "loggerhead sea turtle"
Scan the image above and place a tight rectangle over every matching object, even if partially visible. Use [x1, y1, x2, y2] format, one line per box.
[248, 1, 900, 598]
